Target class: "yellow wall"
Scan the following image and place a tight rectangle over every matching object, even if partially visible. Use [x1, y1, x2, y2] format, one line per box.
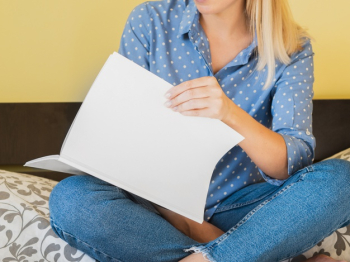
[0, 0, 349, 102]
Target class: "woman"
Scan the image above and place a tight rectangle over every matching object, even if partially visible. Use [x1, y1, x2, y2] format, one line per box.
[49, 0, 350, 261]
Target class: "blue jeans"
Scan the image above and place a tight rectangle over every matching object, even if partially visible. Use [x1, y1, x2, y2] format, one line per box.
[49, 159, 350, 262]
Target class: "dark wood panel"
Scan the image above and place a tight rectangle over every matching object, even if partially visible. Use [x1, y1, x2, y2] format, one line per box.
[0, 103, 80, 165]
[0, 100, 349, 181]
[313, 100, 350, 161]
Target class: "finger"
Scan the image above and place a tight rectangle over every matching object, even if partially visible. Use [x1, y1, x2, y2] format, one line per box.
[179, 108, 212, 118]
[164, 76, 214, 99]
[173, 97, 211, 112]
[168, 86, 210, 108]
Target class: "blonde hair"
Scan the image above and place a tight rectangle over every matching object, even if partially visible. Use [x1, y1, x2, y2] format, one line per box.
[245, 0, 312, 90]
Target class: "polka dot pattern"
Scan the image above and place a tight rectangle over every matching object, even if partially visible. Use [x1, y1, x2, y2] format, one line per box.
[117, 0, 316, 222]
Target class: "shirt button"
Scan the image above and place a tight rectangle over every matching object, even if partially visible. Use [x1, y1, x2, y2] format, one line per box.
[306, 129, 311, 135]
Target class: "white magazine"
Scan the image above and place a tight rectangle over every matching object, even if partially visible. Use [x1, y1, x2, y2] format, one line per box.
[25, 52, 244, 223]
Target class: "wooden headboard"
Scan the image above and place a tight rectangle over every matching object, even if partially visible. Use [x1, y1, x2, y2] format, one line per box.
[1, 100, 349, 181]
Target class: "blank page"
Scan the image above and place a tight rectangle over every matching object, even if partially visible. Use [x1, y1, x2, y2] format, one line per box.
[60, 52, 244, 223]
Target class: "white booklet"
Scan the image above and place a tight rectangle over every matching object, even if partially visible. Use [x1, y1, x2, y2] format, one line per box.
[25, 52, 244, 223]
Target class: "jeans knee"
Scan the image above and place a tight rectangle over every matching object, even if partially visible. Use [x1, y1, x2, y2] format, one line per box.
[49, 175, 88, 222]
[320, 159, 350, 182]
[312, 159, 350, 203]
[49, 175, 127, 224]
[332, 158, 350, 171]
[50, 175, 86, 207]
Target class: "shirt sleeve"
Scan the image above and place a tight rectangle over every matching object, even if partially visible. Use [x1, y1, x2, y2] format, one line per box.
[117, 2, 150, 70]
[259, 39, 316, 186]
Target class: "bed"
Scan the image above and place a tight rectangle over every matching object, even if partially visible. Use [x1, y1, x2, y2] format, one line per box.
[0, 100, 349, 262]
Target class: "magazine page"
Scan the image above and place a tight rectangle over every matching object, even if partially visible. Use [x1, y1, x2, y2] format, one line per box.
[60, 52, 244, 223]
[24, 155, 85, 175]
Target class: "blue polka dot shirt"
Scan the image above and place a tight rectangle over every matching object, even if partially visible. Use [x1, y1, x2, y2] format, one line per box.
[117, 0, 316, 222]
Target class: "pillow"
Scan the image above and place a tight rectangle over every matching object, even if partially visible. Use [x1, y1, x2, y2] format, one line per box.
[324, 147, 350, 161]
[0, 170, 96, 262]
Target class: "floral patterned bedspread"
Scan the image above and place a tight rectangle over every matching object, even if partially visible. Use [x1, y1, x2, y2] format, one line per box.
[0, 171, 95, 262]
[0, 148, 349, 261]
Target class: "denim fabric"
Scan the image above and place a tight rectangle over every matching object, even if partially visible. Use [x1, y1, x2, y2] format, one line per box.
[49, 159, 350, 262]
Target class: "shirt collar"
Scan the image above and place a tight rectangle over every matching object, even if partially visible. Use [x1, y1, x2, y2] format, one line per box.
[177, 0, 198, 37]
[177, 0, 258, 66]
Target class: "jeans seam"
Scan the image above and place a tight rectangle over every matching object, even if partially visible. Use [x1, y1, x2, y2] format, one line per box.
[214, 183, 296, 247]
[306, 164, 314, 173]
[50, 218, 123, 262]
[215, 191, 278, 213]
[215, 166, 311, 214]
[188, 169, 311, 259]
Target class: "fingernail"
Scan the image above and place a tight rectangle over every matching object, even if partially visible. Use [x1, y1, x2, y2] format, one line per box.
[164, 101, 172, 107]
[165, 92, 171, 98]
[172, 106, 178, 111]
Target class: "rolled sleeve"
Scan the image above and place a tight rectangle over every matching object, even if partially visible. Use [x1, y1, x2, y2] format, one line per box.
[117, 2, 151, 70]
[259, 39, 316, 186]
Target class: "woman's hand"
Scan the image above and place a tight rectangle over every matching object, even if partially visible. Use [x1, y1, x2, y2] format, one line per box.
[163, 76, 289, 181]
[163, 76, 234, 123]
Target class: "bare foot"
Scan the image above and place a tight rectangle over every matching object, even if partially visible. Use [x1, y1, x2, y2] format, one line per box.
[305, 254, 348, 262]
[179, 253, 209, 262]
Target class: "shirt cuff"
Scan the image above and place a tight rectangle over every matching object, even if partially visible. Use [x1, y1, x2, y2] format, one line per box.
[258, 134, 313, 186]
[258, 168, 289, 186]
